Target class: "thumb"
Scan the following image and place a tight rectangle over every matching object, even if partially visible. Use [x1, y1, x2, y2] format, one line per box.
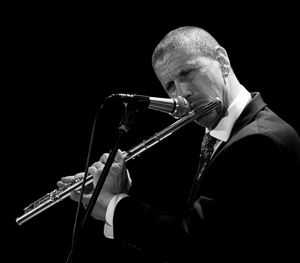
[114, 149, 125, 163]
[70, 191, 92, 206]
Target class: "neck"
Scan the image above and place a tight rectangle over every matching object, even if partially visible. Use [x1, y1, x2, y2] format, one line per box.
[225, 72, 243, 106]
[208, 73, 246, 130]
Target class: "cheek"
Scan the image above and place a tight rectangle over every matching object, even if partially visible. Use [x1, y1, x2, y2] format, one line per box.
[191, 76, 214, 97]
[169, 88, 178, 97]
[192, 72, 223, 98]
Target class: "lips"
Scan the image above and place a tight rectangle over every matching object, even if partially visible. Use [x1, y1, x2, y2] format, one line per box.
[191, 98, 223, 128]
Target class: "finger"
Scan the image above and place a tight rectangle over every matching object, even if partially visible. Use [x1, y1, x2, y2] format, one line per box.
[99, 150, 124, 164]
[74, 172, 84, 179]
[110, 163, 119, 174]
[91, 161, 104, 170]
[88, 166, 100, 187]
[88, 166, 98, 175]
[100, 153, 109, 164]
[110, 162, 125, 176]
[70, 191, 92, 205]
[60, 172, 84, 184]
[60, 176, 76, 184]
[57, 181, 66, 188]
[114, 149, 125, 163]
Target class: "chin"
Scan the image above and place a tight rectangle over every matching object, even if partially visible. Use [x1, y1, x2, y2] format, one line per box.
[194, 116, 213, 128]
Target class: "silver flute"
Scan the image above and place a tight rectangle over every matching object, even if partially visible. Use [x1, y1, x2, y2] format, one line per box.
[16, 98, 221, 225]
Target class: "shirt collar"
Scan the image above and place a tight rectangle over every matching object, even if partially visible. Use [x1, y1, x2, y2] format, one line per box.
[208, 85, 251, 142]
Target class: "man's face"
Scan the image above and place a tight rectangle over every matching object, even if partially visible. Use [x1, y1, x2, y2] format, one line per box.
[154, 47, 226, 129]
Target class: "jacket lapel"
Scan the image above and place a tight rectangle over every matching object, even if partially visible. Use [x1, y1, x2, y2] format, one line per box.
[208, 92, 267, 167]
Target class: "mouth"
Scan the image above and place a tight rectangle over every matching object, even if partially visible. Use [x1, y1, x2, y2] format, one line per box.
[191, 98, 223, 128]
[190, 97, 222, 112]
[194, 115, 213, 126]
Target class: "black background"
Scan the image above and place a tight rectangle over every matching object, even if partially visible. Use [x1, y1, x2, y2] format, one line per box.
[4, 3, 299, 263]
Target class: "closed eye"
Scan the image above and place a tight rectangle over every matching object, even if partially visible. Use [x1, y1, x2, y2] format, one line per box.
[165, 80, 175, 93]
[179, 68, 193, 77]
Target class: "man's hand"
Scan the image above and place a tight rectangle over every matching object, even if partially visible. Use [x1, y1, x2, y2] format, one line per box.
[57, 149, 131, 221]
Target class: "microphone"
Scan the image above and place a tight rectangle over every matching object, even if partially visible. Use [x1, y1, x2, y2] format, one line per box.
[110, 94, 190, 118]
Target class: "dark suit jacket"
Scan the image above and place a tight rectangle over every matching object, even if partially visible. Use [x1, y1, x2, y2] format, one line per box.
[113, 92, 300, 262]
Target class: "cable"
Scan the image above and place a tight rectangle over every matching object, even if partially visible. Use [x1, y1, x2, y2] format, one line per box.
[65, 95, 114, 263]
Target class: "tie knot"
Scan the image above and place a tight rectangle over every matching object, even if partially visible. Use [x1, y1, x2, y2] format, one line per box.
[200, 133, 219, 157]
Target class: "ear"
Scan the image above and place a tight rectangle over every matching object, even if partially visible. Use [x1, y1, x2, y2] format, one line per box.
[214, 46, 230, 77]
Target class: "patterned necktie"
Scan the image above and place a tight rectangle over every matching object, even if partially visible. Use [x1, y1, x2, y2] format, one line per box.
[196, 132, 219, 180]
[186, 132, 219, 209]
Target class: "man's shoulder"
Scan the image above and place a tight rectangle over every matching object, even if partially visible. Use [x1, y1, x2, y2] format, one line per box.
[232, 106, 300, 156]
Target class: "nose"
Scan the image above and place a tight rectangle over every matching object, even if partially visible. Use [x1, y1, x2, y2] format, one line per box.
[174, 80, 192, 98]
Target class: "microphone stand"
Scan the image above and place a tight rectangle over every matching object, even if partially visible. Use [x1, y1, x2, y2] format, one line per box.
[80, 103, 131, 228]
[69, 102, 134, 262]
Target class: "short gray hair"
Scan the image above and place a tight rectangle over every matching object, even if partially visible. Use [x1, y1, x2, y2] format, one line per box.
[152, 26, 220, 67]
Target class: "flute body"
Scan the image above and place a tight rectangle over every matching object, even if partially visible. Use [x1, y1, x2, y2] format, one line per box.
[16, 98, 221, 225]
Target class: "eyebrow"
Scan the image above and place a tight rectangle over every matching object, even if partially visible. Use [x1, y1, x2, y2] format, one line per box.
[163, 66, 193, 91]
[173, 65, 197, 81]
[178, 66, 194, 76]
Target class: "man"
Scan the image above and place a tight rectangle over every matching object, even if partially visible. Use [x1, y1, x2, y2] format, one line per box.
[59, 26, 300, 262]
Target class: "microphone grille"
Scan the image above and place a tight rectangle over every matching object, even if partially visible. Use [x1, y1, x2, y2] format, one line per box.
[171, 97, 190, 118]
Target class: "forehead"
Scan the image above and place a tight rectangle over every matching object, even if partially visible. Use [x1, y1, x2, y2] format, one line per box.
[154, 48, 203, 81]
